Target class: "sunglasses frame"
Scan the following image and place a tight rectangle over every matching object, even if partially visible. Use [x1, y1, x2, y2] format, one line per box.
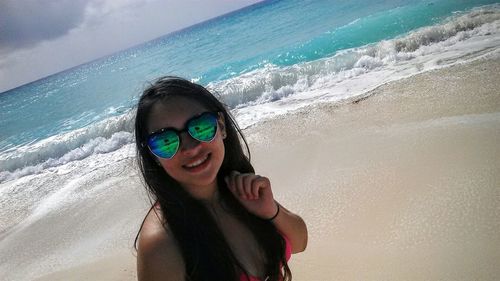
[145, 111, 220, 159]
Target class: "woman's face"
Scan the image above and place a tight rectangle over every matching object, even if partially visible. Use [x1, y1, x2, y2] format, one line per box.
[146, 96, 226, 196]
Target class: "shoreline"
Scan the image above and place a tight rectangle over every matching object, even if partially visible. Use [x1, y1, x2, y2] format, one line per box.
[27, 57, 500, 280]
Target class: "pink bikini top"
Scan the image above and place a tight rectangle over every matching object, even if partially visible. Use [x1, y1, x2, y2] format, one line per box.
[239, 234, 292, 281]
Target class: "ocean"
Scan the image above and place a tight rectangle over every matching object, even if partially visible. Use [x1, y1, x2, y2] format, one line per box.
[2, 0, 500, 181]
[1, 0, 500, 279]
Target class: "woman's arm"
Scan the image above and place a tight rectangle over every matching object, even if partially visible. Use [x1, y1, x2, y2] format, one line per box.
[270, 201, 308, 253]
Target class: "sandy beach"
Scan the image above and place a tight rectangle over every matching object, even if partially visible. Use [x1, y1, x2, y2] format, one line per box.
[25, 57, 500, 280]
[249, 57, 500, 280]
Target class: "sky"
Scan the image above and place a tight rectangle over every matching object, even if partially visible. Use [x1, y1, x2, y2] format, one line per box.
[0, 0, 262, 93]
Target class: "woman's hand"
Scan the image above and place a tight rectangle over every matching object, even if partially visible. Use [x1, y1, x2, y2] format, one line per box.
[224, 171, 278, 219]
[225, 171, 309, 253]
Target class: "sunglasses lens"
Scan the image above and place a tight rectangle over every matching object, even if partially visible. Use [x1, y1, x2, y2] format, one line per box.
[147, 130, 179, 159]
[146, 112, 218, 159]
[188, 113, 217, 142]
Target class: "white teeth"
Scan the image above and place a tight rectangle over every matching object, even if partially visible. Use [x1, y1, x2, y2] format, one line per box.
[185, 155, 209, 168]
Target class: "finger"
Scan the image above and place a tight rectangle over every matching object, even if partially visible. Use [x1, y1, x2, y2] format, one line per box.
[224, 176, 235, 194]
[242, 174, 256, 200]
[253, 176, 271, 197]
[249, 175, 262, 199]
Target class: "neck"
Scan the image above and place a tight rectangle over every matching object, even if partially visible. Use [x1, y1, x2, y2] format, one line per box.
[184, 181, 220, 204]
[201, 188, 221, 207]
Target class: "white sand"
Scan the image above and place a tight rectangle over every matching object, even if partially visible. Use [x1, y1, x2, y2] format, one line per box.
[30, 57, 500, 280]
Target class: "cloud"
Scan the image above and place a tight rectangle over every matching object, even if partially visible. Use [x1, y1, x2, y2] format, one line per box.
[0, 0, 89, 52]
[0, 0, 262, 92]
[81, 0, 154, 28]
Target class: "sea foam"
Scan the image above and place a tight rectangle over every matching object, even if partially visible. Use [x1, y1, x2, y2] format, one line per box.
[211, 5, 500, 107]
[212, 5, 500, 127]
[0, 111, 135, 182]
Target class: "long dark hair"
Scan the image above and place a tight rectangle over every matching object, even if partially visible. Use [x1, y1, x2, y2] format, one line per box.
[134, 77, 291, 281]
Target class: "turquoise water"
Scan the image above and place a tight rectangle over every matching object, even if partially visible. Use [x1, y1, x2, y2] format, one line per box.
[1, 0, 499, 178]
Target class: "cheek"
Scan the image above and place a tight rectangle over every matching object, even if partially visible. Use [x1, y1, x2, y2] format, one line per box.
[213, 135, 226, 158]
[215, 141, 227, 172]
[215, 142, 225, 164]
[158, 160, 177, 177]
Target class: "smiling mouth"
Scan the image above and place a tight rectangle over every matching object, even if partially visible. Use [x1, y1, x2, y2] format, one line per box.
[183, 153, 211, 171]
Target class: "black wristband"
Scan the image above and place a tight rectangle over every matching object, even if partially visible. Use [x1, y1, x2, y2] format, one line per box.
[266, 202, 280, 221]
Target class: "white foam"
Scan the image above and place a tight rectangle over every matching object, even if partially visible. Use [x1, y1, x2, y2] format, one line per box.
[0, 109, 135, 174]
[0, 131, 134, 182]
[209, 5, 500, 128]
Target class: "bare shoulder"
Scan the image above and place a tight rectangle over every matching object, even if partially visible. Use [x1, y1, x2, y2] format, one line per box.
[137, 206, 185, 281]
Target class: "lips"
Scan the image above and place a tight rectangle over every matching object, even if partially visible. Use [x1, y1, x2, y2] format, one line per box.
[183, 153, 211, 172]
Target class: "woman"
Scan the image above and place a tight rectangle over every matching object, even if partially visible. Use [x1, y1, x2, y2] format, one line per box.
[134, 77, 307, 281]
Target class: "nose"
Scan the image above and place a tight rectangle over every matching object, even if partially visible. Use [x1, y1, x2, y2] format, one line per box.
[179, 132, 201, 154]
